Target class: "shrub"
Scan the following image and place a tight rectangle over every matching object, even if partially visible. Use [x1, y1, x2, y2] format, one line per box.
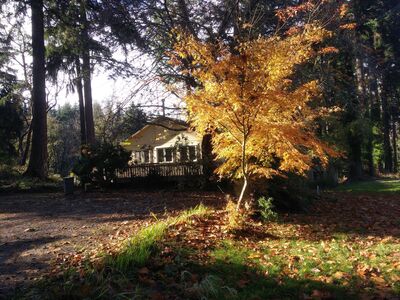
[257, 197, 278, 222]
[253, 173, 316, 212]
[72, 142, 131, 186]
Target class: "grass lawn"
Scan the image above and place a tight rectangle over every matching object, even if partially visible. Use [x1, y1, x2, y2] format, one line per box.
[0, 175, 62, 193]
[15, 191, 400, 300]
[335, 179, 400, 193]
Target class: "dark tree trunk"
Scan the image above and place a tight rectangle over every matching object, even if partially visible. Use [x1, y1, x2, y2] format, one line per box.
[367, 61, 380, 177]
[348, 133, 363, 180]
[25, 0, 48, 179]
[82, 49, 95, 144]
[366, 132, 375, 177]
[392, 118, 398, 173]
[357, 55, 375, 176]
[201, 133, 216, 182]
[381, 92, 393, 173]
[81, 1, 95, 145]
[75, 58, 86, 145]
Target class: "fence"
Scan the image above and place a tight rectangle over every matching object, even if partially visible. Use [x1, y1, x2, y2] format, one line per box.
[116, 162, 204, 179]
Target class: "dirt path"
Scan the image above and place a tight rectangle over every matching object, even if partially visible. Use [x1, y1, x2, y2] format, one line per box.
[0, 190, 224, 297]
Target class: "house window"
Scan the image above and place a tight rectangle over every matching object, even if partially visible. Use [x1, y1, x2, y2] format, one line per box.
[165, 148, 173, 162]
[143, 150, 150, 163]
[134, 151, 141, 163]
[134, 150, 150, 164]
[157, 149, 164, 163]
[179, 145, 197, 162]
[180, 146, 188, 162]
[189, 146, 196, 161]
[157, 148, 174, 163]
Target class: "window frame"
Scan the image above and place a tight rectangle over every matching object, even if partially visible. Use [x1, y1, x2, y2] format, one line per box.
[157, 147, 175, 163]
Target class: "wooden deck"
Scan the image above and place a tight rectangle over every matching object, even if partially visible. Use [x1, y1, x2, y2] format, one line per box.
[116, 162, 204, 179]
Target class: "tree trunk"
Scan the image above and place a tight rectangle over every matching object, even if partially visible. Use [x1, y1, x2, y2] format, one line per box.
[82, 49, 95, 144]
[366, 133, 375, 177]
[201, 133, 216, 184]
[81, 1, 95, 145]
[20, 122, 32, 166]
[237, 175, 248, 211]
[348, 133, 363, 180]
[392, 118, 398, 173]
[355, 54, 375, 176]
[25, 0, 48, 179]
[381, 91, 393, 173]
[75, 58, 86, 145]
[236, 137, 248, 211]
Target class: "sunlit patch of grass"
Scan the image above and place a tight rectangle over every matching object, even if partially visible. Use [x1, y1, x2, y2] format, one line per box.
[202, 216, 400, 299]
[335, 179, 400, 193]
[112, 220, 169, 270]
[204, 239, 354, 299]
[108, 204, 210, 271]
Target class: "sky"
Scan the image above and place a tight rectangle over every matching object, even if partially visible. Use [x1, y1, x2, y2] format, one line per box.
[24, 49, 182, 117]
[3, 6, 183, 118]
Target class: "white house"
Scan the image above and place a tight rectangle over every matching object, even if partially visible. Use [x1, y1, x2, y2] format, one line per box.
[121, 117, 203, 165]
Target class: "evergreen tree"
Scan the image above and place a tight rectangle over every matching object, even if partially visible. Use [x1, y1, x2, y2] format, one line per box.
[25, 0, 48, 179]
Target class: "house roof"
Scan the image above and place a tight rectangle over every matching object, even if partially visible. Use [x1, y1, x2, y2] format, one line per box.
[122, 116, 199, 151]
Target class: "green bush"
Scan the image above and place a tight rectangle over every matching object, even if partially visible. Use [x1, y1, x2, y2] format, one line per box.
[253, 173, 316, 212]
[72, 142, 131, 186]
[257, 197, 278, 222]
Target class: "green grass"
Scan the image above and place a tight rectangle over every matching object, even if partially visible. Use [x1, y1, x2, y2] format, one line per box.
[196, 235, 399, 299]
[110, 204, 210, 271]
[335, 179, 400, 193]
[111, 219, 169, 269]
[0, 174, 62, 193]
[197, 240, 355, 299]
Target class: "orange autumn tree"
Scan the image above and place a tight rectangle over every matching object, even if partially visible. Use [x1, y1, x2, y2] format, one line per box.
[170, 24, 337, 209]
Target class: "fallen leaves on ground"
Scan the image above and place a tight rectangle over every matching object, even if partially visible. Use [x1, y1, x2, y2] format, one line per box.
[22, 192, 400, 299]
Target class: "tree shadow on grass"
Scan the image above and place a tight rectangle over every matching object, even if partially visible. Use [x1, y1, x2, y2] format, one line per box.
[183, 259, 359, 300]
[23, 254, 386, 300]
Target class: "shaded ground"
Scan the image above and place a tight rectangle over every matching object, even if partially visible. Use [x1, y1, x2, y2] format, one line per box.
[0, 190, 225, 297]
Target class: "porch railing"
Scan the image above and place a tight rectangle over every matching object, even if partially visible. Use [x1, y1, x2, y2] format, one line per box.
[116, 162, 204, 179]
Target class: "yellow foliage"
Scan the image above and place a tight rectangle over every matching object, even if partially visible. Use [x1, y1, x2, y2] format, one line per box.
[169, 24, 338, 185]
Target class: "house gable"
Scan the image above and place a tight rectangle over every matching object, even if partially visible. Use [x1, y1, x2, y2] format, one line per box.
[121, 117, 202, 164]
[122, 117, 188, 152]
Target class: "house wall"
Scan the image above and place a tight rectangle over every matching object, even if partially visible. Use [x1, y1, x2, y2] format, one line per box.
[154, 132, 202, 163]
[122, 123, 202, 164]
